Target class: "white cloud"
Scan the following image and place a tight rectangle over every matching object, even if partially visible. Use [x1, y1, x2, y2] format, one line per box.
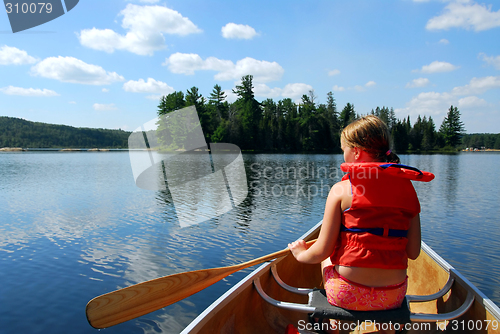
[332, 85, 345, 92]
[69, 101, 76, 104]
[426, 1, 500, 32]
[0, 86, 59, 97]
[479, 53, 500, 70]
[163, 53, 232, 75]
[365, 81, 376, 87]
[93, 103, 117, 111]
[451, 76, 500, 95]
[282, 83, 314, 99]
[102, 88, 109, 93]
[458, 96, 488, 108]
[253, 83, 282, 98]
[328, 69, 341, 76]
[215, 57, 284, 82]
[221, 23, 258, 40]
[78, 4, 201, 56]
[224, 89, 238, 103]
[244, 83, 313, 100]
[417, 61, 459, 73]
[163, 53, 284, 83]
[145, 94, 163, 100]
[138, 0, 159, 3]
[395, 91, 454, 120]
[0, 45, 38, 65]
[439, 38, 450, 45]
[30, 56, 125, 85]
[123, 78, 174, 95]
[352, 81, 375, 92]
[406, 78, 430, 88]
[396, 75, 500, 124]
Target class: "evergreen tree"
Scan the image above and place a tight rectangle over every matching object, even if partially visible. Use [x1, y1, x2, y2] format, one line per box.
[495, 136, 500, 149]
[186, 86, 212, 141]
[421, 116, 436, 150]
[260, 98, 277, 150]
[157, 91, 185, 116]
[208, 84, 229, 143]
[232, 75, 262, 149]
[208, 84, 228, 121]
[339, 103, 356, 128]
[326, 91, 340, 148]
[410, 115, 423, 151]
[388, 108, 397, 131]
[282, 98, 300, 151]
[298, 91, 319, 151]
[392, 119, 409, 152]
[439, 105, 466, 148]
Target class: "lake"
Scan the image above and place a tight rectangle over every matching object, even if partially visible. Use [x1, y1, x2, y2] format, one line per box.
[1, 151, 499, 334]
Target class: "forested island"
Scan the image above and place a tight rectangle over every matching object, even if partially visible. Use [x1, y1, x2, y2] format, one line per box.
[1, 75, 499, 151]
[0, 116, 130, 149]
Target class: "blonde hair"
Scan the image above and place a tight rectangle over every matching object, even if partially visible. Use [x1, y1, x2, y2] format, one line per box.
[341, 115, 400, 163]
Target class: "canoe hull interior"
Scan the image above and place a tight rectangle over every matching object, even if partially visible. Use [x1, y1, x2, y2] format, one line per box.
[183, 222, 500, 333]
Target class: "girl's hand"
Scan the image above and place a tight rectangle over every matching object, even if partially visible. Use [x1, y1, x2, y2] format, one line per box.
[288, 239, 308, 261]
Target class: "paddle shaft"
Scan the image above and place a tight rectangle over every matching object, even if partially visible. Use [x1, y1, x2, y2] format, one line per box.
[86, 239, 316, 329]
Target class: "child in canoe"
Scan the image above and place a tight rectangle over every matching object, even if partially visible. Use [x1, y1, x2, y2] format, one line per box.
[288, 115, 434, 333]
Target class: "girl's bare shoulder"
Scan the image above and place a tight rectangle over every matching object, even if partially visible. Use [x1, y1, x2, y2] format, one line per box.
[329, 179, 351, 197]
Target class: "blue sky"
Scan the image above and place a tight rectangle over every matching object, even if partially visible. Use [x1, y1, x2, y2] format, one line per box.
[1, 0, 499, 133]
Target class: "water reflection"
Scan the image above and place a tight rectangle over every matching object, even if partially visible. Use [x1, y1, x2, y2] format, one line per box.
[441, 154, 460, 206]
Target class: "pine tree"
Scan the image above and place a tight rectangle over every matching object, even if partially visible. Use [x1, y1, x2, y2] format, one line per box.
[232, 75, 262, 149]
[157, 91, 185, 116]
[339, 103, 356, 128]
[439, 105, 466, 148]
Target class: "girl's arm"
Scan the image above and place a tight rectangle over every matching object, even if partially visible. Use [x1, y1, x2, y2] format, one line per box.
[288, 181, 344, 264]
[406, 213, 421, 260]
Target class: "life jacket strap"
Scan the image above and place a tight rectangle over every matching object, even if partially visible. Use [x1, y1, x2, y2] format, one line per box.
[378, 163, 423, 176]
[340, 224, 408, 238]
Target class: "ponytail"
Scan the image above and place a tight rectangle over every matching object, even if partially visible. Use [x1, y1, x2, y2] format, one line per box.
[385, 150, 400, 164]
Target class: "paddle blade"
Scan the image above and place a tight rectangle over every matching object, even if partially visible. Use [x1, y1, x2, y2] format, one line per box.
[86, 266, 233, 329]
[85, 240, 310, 328]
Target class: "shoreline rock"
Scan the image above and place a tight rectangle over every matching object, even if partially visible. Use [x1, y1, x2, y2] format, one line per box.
[0, 147, 25, 151]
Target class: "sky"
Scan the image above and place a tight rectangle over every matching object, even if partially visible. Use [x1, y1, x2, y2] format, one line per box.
[1, 0, 499, 133]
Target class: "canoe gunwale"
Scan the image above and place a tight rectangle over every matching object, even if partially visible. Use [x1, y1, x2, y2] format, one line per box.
[421, 241, 500, 321]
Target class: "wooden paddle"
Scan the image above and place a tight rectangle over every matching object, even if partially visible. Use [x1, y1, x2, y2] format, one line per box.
[86, 239, 316, 329]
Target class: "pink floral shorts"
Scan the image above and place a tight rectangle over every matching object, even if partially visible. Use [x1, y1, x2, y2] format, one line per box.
[324, 266, 407, 311]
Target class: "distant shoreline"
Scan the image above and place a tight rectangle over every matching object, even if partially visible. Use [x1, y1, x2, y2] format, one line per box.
[462, 148, 500, 152]
[2, 146, 500, 153]
[0, 147, 124, 152]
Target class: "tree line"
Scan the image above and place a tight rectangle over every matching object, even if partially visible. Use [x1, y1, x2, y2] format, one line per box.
[2, 75, 498, 151]
[158, 75, 494, 153]
[0, 116, 130, 148]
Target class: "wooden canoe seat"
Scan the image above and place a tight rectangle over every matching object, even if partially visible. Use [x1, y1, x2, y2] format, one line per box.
[254, 263, 475, 325]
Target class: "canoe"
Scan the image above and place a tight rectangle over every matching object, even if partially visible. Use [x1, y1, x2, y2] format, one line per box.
[181, 220, 500, 333]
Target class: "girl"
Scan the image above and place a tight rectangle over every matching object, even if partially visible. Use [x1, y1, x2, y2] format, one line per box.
[288, 115, 434, 333]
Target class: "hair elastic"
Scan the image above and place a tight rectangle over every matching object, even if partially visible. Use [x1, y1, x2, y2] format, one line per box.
[386, 150, 392, 156]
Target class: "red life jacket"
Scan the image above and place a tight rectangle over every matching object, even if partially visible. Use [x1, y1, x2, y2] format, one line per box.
[330, 162, 435, 269]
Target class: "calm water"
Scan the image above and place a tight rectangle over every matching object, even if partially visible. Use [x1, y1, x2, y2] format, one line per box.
[0, 152, 499, 334]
